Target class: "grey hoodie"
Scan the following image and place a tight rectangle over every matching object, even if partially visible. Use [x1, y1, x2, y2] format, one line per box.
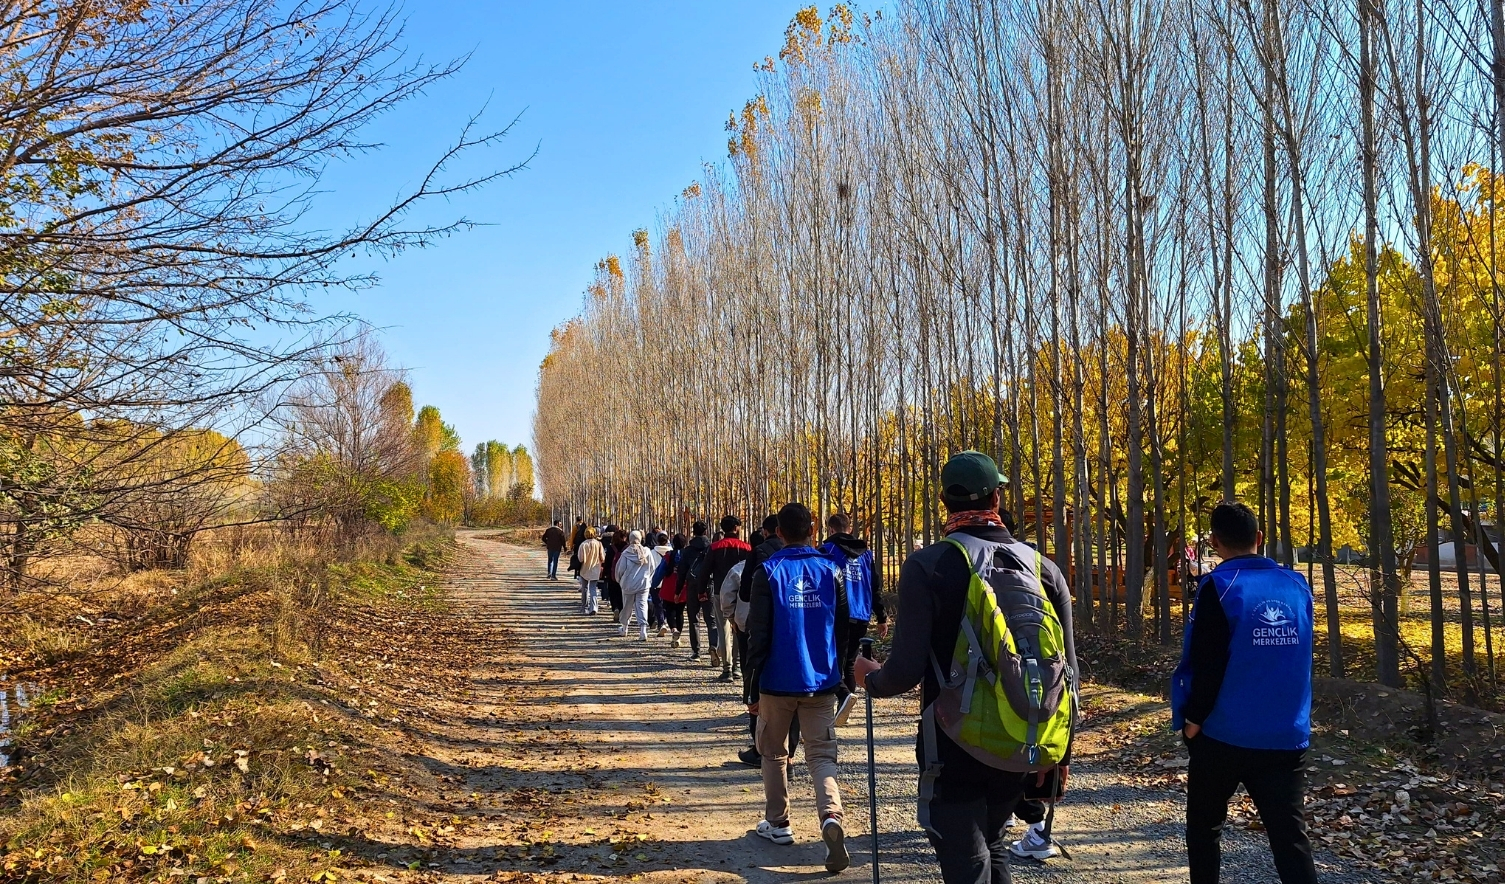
[614, 533, 661, 595]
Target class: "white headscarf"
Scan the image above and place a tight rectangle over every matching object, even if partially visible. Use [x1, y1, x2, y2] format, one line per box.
[626, 530, 652, 565]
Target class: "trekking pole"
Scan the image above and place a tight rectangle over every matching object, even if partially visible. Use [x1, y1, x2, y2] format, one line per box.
[860, 637, 880, 884]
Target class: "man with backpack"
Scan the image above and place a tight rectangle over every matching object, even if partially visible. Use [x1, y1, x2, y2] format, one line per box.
[855, 451, 1077, 884]
[692, 515, 751, 680]
[1171, 501, 1318, 884]
[745, 502, 851, 873]
[676, 520, 714, 661]
[820, 512, 887, 724]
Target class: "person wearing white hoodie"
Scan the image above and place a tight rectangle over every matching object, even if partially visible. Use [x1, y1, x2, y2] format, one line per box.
[613, 530, 661, 640]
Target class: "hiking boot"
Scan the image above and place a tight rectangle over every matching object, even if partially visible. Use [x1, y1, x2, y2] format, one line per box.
[1009, 823, 1060, 860]
[822, 816, 850, 873]
[737, 746, 761, 767]
[708, 647, 722, 667]
[670, 631, 682, 649]
[833, 692, 858, 728]
[756, 819, 794, 845]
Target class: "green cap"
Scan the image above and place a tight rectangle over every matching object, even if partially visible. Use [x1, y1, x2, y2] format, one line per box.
[941, 450, 1005, 502]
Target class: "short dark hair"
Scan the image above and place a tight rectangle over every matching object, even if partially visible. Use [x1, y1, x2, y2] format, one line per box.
[777, 502, 814, 542]
[554, 520, 562, 526]
[691, 520, 708, 536]
[762, 513, 780, 533]
[671, 532, 687, 549]
[1210, 501, 1259, 551]
[827, 512, 852, 534]
[720, 514, 742, 534]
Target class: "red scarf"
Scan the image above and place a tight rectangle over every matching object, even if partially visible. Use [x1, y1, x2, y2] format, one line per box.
[943, 508, 1005, 535]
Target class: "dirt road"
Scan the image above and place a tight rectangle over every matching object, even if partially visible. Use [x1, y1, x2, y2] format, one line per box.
[382, 532, 1371, 884]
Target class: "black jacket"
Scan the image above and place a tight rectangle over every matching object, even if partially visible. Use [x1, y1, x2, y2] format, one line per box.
[676, 534, 711, 588]
[692, 535, 752, 601]
[866, 525, 1077, 768]
[542, 526, 567, 552]
[745, 545, 850, 698]
[739, 535, 785, 603]
[822, 532, 887, 624]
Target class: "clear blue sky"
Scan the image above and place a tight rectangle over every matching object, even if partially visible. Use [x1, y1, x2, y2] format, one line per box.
[316, 2, 816, 454]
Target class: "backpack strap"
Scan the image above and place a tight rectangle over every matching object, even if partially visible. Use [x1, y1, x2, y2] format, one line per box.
[1025, 657, 1044, 764]
[917, 701, 942, 838]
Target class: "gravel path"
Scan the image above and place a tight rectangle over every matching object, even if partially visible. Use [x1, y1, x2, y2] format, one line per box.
[412, 532, 1373, 883]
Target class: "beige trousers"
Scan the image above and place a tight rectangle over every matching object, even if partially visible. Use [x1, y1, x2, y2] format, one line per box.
[756, 692, 842, 825]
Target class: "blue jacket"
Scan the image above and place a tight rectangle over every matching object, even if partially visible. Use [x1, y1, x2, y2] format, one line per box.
[1172, 555, 1314, 750]
[745, 545, 850, 696]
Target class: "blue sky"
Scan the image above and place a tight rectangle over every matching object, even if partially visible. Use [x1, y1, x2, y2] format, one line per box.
[315, 2, 816, 454]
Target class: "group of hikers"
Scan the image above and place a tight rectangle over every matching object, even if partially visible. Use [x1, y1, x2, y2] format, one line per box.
[537, 451, 1321, 884]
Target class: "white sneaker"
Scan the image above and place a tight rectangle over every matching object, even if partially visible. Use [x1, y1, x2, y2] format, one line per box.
[1009, 822, 1060, 860]
[658, 626, 669, 637]
[822, 817, 850, 872]
[833, 692, 858, 727]
[670, 631, 682, 649]
[756, 819, 794, 845]
[617, 627, 628, 637]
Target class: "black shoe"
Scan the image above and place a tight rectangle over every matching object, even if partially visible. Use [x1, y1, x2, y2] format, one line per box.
[717, 670, 733, 682]
[822, 817, 850, 873]
[737, 746, 761, 767]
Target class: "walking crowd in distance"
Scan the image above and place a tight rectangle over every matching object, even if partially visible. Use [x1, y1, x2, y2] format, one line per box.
[536, 452, 1320, 884]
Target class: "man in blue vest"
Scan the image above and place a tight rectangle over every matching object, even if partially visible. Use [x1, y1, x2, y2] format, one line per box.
[745, 501, 851, 873]
[1172, 501, 1318, 884]
[820, 511, 887, 726]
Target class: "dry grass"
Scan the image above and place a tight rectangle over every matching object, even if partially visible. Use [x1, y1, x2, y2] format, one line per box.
[0, 526, 456, 883]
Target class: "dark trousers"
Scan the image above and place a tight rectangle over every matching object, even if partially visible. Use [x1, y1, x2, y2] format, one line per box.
[1186, 735, 1317, 884]
[647, 594, 665, 629]
[546, 548, 562, 578]
[606, 581, 623, 613]
[840, 620, 869, 693]
[662, 600, 685, 632]
[1013, 798, 1046, 827]
[686, 596, 718, 654]
[922, 759, 1027, 884]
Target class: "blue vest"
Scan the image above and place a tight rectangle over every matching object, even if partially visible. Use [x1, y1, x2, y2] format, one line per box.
[1172, 556, 1314, 750]
[761, 546, 843, 695]
[821, 542, 874, 623]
